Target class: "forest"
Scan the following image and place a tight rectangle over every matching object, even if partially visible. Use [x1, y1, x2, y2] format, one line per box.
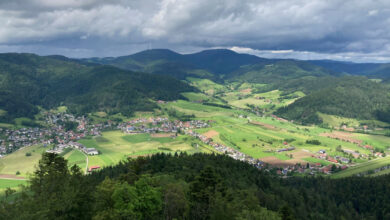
[0, 54, 194, 123]
[1, 153, 390, 220]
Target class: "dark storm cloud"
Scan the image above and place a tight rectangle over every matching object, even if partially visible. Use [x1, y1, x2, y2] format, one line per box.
[0, 0, 390, 61]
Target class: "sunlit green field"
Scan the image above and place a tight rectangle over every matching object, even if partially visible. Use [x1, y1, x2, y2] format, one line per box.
[0, 144, 48, 177]
[79, 130, 213, 168]
[165, 93, 389, 171]
[0, 179, 27, 191]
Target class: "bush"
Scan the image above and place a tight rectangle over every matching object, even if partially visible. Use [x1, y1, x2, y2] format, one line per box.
[306, 139, 321, 145]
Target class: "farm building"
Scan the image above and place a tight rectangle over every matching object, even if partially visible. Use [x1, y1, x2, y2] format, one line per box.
[84, 148, 99, 155]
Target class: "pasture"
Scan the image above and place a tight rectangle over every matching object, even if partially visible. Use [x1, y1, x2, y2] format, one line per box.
[0, 144, 48, 177]
[79, 130, 212, 168]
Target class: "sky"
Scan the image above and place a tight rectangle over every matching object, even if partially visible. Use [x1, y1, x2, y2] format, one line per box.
[0, 0, 390, 62]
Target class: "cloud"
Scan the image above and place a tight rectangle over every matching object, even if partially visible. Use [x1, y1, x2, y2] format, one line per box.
[0, 0, 390, 61]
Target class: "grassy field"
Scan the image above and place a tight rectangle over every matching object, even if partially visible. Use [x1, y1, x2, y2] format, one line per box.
[0, 144, 48, 177]
[64, 149, 87, 172]
[164, 93, 389, 170]
[0, 179, 27, 191]
[79, 131, 212, 169]
[318, 113, 360, 128]
[186, 77, 227, 95]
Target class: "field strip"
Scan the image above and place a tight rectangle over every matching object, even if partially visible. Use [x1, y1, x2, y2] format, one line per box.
[0, 174, 26, 180]
[0, 178, 26, 180]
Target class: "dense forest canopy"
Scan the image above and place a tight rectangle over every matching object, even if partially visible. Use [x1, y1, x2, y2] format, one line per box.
[2, 153, 390, 220]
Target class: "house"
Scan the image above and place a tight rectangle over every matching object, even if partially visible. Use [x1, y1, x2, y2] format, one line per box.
[340, 157, 350, 163]
[327, 157, 338, 163]
[88, 165, 100, 172]
[85, 148, 99, 155]
[318, 149, 326, 154]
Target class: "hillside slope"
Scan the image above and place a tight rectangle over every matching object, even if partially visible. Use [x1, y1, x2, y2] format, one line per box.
[0, 53, 194, 122]
[276, 77, 390, 124]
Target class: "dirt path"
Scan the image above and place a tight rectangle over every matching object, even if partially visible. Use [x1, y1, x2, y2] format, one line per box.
[0, 174, 26, 180]
[85, 154, 89, 174]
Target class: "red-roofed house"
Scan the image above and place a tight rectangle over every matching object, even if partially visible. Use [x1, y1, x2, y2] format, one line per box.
[88, 165, 100, 172]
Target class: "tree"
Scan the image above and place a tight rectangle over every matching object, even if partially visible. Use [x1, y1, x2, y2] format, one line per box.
[190, 166, 226, 219]
[111, 176, 163, 220]
[279, 205, 295, 220]
[163, 183, 189, 220]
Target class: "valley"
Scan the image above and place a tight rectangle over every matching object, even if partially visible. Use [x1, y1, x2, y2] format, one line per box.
[0, 50, 389, 220]
[1, 74, 389, 192]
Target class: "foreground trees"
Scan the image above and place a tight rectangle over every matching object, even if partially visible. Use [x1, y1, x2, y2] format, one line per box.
[1, 152, 390, 219]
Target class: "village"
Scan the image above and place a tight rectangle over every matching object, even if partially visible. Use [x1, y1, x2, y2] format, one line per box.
[0, 111, 112, 157]
[1, 112, 388, 177]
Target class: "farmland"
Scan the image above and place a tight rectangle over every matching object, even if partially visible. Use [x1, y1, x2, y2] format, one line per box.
[0, 78, 389, 189]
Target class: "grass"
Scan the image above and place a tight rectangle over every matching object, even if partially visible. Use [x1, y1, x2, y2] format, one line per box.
[0, 144, 48, 177]
[318, 113, 360, 128]
[79, 131, 209, 168]
[0, 179, 27, 190]
[64, 149, 87, 171]
[186, 77, 227, 95]
[303, 157, 332, 166]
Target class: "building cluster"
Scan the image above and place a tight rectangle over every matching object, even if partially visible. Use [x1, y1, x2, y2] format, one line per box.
[118, 117, 209, 134]
[0, 112, 112, 157]
[274, 162, 348, 176]
[46, 141, 99, 155]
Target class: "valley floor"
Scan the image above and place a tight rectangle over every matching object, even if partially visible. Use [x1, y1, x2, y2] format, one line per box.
[1, 79, 390, 191]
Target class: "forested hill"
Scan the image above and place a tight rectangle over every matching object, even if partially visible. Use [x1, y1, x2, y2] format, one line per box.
[308, 60, 390, 79]
[82, 49, 390, 80]
[275, 76, 390, 124]
[2, 152, 390, 220]
[82, 49, 267, 79]
[0, 53, 194, 123]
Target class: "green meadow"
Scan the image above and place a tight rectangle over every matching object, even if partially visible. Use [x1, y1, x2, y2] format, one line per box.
[78, 131, 212, 168]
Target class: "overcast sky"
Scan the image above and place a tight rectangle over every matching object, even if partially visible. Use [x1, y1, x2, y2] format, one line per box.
[1, 0, 390, 62]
